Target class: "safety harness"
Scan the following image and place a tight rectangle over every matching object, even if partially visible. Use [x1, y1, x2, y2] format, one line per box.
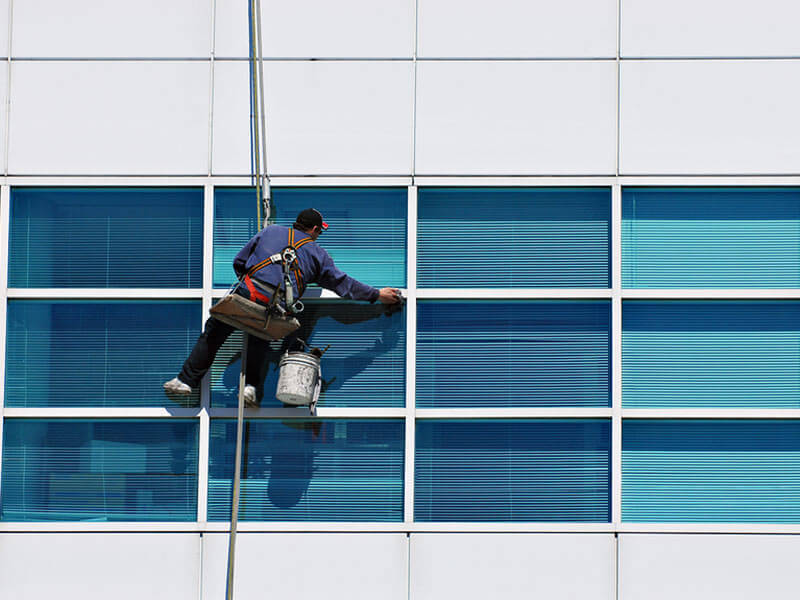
[241, 228, 314, 314]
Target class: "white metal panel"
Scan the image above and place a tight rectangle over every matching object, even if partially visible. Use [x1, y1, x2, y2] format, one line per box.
[0, 533, 200, 599]
[11, 0, 212, 58]
[213, 60, 414, 175]
[620, 60, 800, 175]
[621, 0, 800, 58]
[619, 534, 800, 600]
[8, 61, 210, 175]
[415, 61, 616, 175]
[0, 60, 7, 172]
[418, 0, 616, 58]
[202, 532, 408, 599]
[214, 0, 415, 58]
[0, 0, 8, 58]
[410, 533, 615, 600]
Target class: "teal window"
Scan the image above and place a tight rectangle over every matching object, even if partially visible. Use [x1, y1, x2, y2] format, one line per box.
[622, 187, 800, 288]
[417, 301, 610, 408]
[209, 301, 405, 408]
[8, 187, 203, 288]
[0, 420, 198, 522]
[5, 300, 201, 407]
[417, 188, 611, 288]
[415, 420, 611, 522]
[213, 187, 407, 288]
[623, 420, 800, 523]
[624, 301, 800, 408]
[208, 419, 404, 521]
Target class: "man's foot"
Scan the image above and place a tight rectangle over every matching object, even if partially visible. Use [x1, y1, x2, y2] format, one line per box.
[163, 377, 192, 395]
[243, 384, 257, 408]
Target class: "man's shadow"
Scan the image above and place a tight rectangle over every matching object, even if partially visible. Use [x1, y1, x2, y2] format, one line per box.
[219, 300, 403, 510]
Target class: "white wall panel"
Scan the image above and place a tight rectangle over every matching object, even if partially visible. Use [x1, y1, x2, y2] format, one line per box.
[0, 0, 9, 58]
[622, 0, 800, 58]
[620, 534, 800, 600]
[213, 60, 414, 175]
[418, 0, 616, 58]
[215, 0, 414, 58]
[202, 533, 408, 599]
[411, 534, 615, 600]
[8, 61, 210, 175]
[11, 0, 212, 58]
[620, 60, 800, 175]
[415, 61, 616, 175]
[0, 60, 6, 172]
[0, 533, 200, 599]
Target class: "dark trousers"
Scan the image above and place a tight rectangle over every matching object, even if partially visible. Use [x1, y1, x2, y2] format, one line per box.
[179, 316, 272, 388]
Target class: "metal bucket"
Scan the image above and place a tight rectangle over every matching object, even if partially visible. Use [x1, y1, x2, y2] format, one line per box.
[276, 351, 321, 406]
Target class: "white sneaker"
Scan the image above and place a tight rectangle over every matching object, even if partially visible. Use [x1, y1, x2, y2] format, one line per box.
[163, 377, 192, 395]
[242, 384, 257, 408]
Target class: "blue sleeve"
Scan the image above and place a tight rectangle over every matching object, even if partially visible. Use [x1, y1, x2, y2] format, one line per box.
[233, 231, 261, 276]
[317, 249, 380, 302]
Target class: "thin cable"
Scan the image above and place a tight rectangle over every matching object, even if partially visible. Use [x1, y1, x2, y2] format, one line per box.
[254, 0, 271, 224]
[249, 0, 262, 226]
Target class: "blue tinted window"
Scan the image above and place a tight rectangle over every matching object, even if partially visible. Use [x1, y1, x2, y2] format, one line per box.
[214, 187, 407, 288]
[623, 420, 800, 523]
[417, 301, 610, 407]
[623, 187, 800, 288]
[624, 301, 800, 408]
[8, 187, 203, 288]
[5, 300, 201, 407]
[210, 301, 405, 408]
[418, 188, 611, 288]
[0, 420, 198, 522]
[208, 419, 404, 521]
[415, 420, 611, 522]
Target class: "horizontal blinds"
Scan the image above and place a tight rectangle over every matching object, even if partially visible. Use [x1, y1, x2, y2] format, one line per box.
[622, 187, 800, 288]
[210, 301, 405, 408]
[213, 187, 407, 288]
[0, 420, 198, 522]
[5, 300, 201, 407]
[418, 188, 611, 288]
[624, 301, 800, 408]
[417, 301, 610, 407]
[415, 420, 611, 522]
[623, 420, 800, 523]
[8, 187, 203, 288]
[207, 420, 404, 521]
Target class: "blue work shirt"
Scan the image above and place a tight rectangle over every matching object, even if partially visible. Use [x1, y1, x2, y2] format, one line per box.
[233, 225, 379, 303]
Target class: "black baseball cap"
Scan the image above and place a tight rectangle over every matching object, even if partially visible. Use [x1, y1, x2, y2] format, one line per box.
[295, 208, 329, 230]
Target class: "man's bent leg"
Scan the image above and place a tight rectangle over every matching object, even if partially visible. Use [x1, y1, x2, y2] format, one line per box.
[179, 317, 235, 388]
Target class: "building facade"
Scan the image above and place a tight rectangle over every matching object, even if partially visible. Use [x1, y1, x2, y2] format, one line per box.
[2, 1, 800, 598]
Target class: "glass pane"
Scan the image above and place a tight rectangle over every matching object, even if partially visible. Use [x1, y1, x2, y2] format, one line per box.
[210, 300, 405, 408]
[5, 300, 201, 407]
[418, 187, 611, 288]
[214, 187, 407, 288]
[624, 301, 800, 408]
[0, 420, 198, 522]
[8, 187, 203, 288]
[623, 420, 800, 523]
[417, 301, 611, 407]
[415, 420, 611, 522]
[622, 187, 800, 288]
[208, 419, 404, 521]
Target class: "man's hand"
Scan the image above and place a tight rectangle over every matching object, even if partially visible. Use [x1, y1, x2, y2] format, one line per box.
[378, 287, 403, 305]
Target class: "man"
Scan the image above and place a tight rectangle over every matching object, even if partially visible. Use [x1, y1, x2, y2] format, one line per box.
[164, 208, 403, 405]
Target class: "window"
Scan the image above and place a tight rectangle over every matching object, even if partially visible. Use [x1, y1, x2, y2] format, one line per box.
[5, 300, 201, 407]
[623, 301, 800, 408]
[207, 419, 404, 521]
[622, 187, 800, 287]
[623, 420, 800, 523]
[8, 187, 203, 288]
[415, 420, 611, 522]
[0, 420, 198, 522]
[418, 187, 611, 288]
[417, 301, 611, 407]
[213, 187, 407, 288]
